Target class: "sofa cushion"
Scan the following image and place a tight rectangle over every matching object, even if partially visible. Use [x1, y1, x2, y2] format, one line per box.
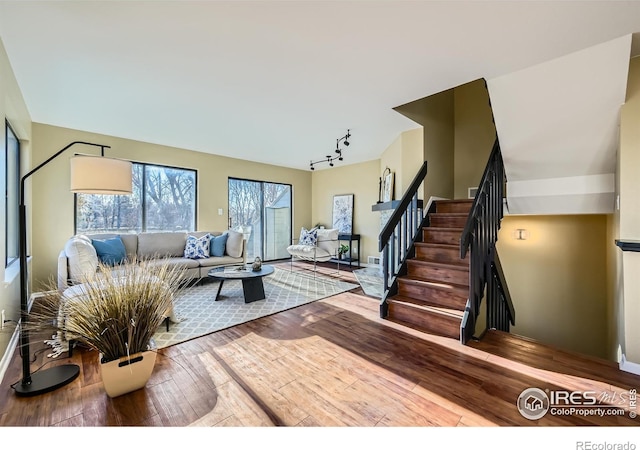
[64, 235, 99, 284]
[137, 232, 187, 259]
[143, 257, 200, 271]
[197, 255, 244, 268]
[91, 236, 127, 266]
[184, 234, 211, 259]
[316, 228, 339, 255]
[210, 233, 228, 257]
[225, 230, 243, 258]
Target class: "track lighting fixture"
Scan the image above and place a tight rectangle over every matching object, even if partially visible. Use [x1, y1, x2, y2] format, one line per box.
[309, 129, 351, 171]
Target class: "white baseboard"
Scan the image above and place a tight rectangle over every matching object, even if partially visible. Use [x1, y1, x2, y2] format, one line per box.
[0, 323, 20, 387]
[620, 354, 640, 376]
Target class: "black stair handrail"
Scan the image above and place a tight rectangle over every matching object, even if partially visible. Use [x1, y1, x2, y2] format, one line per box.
[459, 137, 514, 343]
[460, 138, 501, 259]
[379, 161, 428, 250]
[489, 249, 516, 329]
[378, 161, 428, 317]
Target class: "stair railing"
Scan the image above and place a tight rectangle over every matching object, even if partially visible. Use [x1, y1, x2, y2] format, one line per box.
[459, 138, 514, 343]
[488, 248, 515, 332]
[378, 161, 428, 318]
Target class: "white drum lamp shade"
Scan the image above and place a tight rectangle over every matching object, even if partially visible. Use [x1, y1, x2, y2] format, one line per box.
[70, 155, 133, 194]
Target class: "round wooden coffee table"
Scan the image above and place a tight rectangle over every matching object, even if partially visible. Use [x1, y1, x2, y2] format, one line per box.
[207, 265, 275, 303]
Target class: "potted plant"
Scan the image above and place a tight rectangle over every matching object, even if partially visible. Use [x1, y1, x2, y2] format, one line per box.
[338, 244, 350, 260]
[32, 257, 184, 397]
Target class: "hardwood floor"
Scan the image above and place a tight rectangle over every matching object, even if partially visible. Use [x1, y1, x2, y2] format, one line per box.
[0, 262, 639, 430]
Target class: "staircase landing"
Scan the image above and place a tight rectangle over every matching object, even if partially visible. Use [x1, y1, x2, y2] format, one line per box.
[469, 330, 640, 391]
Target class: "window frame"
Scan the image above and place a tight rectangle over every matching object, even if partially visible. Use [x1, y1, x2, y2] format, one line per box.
[5, 120, 20, 268]
[227, 176, 293, 261]
[74, 161, 198, 234]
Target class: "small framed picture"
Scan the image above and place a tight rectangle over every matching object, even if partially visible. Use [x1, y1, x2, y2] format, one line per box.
[383, 171, 394, 202]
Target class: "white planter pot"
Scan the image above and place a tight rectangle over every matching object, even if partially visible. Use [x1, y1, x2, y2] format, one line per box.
[99, 350, 157, 398]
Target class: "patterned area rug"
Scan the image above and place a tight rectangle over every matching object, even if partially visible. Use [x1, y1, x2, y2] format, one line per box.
[152, 267, 357, 349]
[353, 267, 383, 299]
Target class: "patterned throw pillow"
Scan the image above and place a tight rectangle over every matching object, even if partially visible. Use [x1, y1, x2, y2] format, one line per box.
[299, 227, 318, 246]
[184, 234, 211, 259]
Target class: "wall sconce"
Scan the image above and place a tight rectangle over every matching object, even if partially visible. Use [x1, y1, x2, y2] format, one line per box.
[310, 129, 351, 171]
[512, 228, 530, 240]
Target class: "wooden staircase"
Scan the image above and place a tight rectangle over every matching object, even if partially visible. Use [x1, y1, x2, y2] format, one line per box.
[385, 199, 472, 340]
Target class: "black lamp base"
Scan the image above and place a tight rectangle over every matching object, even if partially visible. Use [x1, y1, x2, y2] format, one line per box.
[13, 364, 80, 397]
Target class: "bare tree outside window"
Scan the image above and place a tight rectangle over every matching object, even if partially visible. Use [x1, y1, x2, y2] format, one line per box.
[76, 163, 196, 234]
[228, 178, 291, 260]
[144, 165, 195, 231]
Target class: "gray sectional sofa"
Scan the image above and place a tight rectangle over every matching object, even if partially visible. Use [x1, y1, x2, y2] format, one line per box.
[57, 230, 246, 291]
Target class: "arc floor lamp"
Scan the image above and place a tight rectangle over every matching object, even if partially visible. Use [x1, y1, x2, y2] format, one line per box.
[13, 141, 132, 396]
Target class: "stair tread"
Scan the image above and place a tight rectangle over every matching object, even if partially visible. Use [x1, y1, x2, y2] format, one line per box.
[435, 199, 473, 204]
[407, 259, 469, 271]
[388, 296, 465, 318]
[398, 276, 469, 293]
[423, 227, 464, 231]
[414, 241, 469, 261]
[414, 242, 459, 249]
[429, 212, 469, 216]
[413, 255, 469, 267]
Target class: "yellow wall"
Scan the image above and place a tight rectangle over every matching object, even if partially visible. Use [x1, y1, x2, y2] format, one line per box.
[394, 81, 495, 202]
[0, 36, 31, 362]
[379, 128, 423, 201]
[496, 215, 610, 359]
[379, 132, 404, 202]
[420, 90, 455, 200]
[607, 213, 622, 361]
[453, 79, 496, 199]
[617, 55, 640, 364]
[311, 159, 380, 263]
[30, 123, 312, 289]
[400, 128, 424, 197]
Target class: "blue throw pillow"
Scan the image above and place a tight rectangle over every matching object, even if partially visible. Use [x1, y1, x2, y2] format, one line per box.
[91, 236, 127, 266]
[210, 233, 228, 257]
[184, 234, 211, 259]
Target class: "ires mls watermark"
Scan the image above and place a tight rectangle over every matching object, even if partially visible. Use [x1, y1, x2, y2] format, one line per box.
[517, 387, 638, 421]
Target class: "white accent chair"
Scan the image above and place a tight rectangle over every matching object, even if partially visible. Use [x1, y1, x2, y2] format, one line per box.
[286, 228, 340, 275]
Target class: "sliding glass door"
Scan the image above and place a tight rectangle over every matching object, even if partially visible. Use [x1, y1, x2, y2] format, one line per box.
[228, 178, 292, 261]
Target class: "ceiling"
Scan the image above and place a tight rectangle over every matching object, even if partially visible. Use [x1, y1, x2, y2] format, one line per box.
[1, 1, 640, 171]
[488, 35, 631, 214]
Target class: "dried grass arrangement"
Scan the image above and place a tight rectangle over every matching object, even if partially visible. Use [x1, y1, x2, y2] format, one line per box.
[33, 257, 185, 363]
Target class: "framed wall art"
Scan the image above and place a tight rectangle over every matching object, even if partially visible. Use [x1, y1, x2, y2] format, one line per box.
[382, 170, 394, 202]
[332, 194, 354, 234]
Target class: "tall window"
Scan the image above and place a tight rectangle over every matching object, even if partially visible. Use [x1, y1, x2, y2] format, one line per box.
[228, 178, 291, 261]
[76, 162, 196, 233]
[5, 121, 20, 267]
